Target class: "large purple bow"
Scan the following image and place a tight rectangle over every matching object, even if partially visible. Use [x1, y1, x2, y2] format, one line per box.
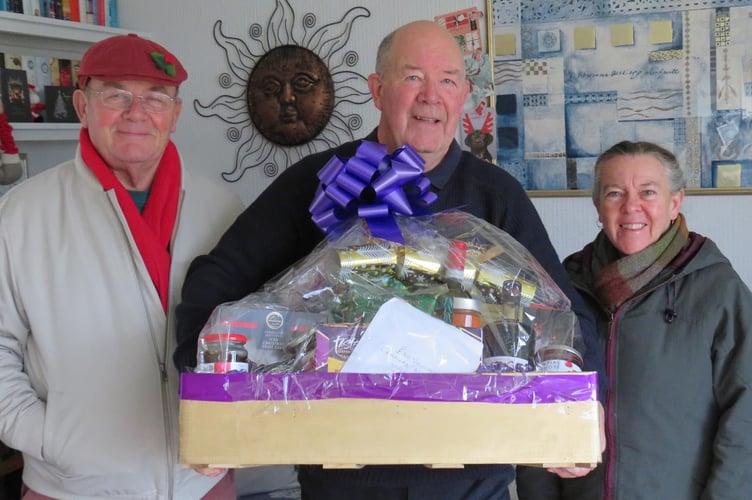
[309, 141, 437, 244]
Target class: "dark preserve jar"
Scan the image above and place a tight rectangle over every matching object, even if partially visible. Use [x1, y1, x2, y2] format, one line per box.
[197, 333, 249, 373]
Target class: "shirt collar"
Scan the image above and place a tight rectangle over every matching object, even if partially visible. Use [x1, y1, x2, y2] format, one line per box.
[365, 128, 461, 190]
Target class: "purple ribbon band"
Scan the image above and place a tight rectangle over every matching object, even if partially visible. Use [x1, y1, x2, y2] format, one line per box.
[309, 141, 437, 243]
[181, 372, 598, 405]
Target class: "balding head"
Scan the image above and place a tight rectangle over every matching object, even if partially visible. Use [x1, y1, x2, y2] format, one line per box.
[375, 20, 465, 79]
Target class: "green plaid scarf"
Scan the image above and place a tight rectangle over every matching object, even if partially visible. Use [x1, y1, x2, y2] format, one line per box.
[590, 213, 689, 312]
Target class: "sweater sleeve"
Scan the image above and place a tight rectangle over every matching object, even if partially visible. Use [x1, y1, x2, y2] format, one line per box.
[173, 164, 324, 372]
[0, 204, 47, 459]
[705, 265, 752, 496]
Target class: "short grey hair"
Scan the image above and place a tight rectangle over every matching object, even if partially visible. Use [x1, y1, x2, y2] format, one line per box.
[592, 141, 686, 201]
[375, 28, 397, 75]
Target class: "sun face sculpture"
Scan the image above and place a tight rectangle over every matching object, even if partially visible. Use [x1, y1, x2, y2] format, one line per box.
[194, 0, 372, 181]
[247, 45, 335, 146]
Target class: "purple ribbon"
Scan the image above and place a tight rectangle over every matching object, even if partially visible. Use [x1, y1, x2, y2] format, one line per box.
[180, 372, 599, 404]
[309, 141, 436, 243]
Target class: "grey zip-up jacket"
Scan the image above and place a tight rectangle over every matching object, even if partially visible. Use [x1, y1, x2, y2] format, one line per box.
[563, 233, 752, 500]
[0, 149, 243, 499]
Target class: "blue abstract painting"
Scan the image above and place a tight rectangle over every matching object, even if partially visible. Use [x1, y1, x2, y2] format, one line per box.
[492, 0, 752, 191]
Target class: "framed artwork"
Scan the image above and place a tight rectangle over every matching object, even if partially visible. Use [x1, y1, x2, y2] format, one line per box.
[44, 86, 78, 123]
[0, 68, 32, 123]
[487, 0, 752, 196]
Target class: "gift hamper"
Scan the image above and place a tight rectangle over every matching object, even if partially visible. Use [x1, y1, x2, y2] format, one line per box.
[179, 142, 600, 468]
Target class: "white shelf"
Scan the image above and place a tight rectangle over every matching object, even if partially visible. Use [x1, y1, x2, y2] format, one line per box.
[11, 122, 81, 142]
[0, 10, 140, 45]
[1, 11, 148, 142]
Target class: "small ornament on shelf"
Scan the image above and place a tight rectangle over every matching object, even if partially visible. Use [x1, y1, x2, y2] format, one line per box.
[0, 102, 24, 185]
[29, 84, 47, 122]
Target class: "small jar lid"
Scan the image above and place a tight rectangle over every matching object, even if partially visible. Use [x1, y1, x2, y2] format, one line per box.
[202, 333, 248, 343]
[537, 344, 583, 365]
[452, 297, 481, 311]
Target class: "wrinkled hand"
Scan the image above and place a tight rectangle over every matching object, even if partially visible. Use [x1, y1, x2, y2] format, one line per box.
[194, 467, 226, 477]
[547, 401, 606, 479]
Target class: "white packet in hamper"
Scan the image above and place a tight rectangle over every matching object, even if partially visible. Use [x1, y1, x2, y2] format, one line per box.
[341, 297, 482, 374]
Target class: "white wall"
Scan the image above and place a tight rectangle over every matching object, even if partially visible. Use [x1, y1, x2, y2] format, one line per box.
[116, 0, 487, 204]
[534, 195, 752, 288]
[114, 0, 752, 287]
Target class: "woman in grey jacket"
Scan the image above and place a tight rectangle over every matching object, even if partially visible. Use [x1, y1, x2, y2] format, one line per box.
[517, 141, 752, 500]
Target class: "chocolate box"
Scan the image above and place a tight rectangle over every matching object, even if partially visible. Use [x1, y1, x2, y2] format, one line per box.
[314, 323, 368, 372]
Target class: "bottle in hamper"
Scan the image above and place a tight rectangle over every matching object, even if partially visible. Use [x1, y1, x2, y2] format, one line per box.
[481, 278, 534, 372]
[439, 240, 482, 328]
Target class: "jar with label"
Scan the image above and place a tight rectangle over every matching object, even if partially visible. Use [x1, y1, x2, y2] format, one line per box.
[535, 344, 583, 372]
[196, 333, 249, 373]
[451, 297, 483, 328]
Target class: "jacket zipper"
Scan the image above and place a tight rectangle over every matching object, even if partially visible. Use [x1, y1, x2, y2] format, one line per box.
[601, 275, 678, 500]
[113, 185, 181, 500]
[160, 189, 185, 500]
[604, 308, 617, 500]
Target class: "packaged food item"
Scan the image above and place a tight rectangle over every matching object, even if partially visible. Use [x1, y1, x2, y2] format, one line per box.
[196, 332, 249, 374]
[315, 323, 368, 372]
[450, 297, 483, 328]
[536, 344, 584, 372]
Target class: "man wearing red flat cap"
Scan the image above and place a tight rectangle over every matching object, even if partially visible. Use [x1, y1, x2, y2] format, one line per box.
[0, 34, 242, 499]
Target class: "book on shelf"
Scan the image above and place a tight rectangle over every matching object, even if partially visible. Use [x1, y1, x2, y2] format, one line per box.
[71, 59, 80, 87]
[84, 0, 93, 23]
[96, 0, 103, 25]
[21, 55, 37, 88]
[40, 0, 60, 18]
[31, 0, 114, 26]
[107, 0, 116, 27]
[61, 0, 73, 20]
[58, 59, 73, 87]
[49, 57, 60, 86]
[1, 68, 33, 122]
[34, 56, 53, 103]
[3, 0, 25, 14]
[68, 0, 79, 21]
[44, 85, 78, 123]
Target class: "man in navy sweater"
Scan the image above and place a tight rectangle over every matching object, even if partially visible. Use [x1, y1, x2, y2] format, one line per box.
[175, 19, 603, 500]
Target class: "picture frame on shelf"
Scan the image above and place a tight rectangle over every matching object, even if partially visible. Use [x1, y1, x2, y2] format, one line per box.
[0, 68, 32, 123]
[44, 85, 78, 123]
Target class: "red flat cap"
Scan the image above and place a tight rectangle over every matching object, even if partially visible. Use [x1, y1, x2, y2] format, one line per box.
[77, 33, 187, 89]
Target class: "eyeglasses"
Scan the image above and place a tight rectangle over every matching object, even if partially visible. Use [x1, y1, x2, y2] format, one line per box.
[86, 87, 179, 113]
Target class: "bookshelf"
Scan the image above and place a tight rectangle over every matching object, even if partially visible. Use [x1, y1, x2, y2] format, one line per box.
[0, 9, 148, 142]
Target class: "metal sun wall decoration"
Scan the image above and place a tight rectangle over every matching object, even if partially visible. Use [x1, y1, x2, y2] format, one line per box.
[194, 0, 372, 181]
[490, 0, 752, 193]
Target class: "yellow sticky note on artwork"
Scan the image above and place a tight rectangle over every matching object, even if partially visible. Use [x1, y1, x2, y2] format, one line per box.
[611, 23, 634, 47]
[649, 20, 673, 44]
[495, 33, 517, 56]
[574, 26, 596, 50]
[716, 164, 742, 187]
